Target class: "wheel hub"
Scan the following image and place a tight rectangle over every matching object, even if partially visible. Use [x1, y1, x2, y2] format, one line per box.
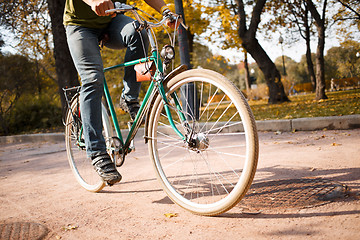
[188, 133, 209, 151]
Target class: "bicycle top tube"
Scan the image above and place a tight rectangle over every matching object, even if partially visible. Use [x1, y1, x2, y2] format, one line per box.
[103, 56, 156, 73]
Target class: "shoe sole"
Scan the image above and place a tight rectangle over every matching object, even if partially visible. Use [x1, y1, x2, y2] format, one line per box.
[105, 174, 122, 186]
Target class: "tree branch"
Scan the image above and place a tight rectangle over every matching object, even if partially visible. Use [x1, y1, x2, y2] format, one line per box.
[236, 0, 247, 38]
[306, 0, 323, 25]
[248, 0, 267, 38]
[337, 0, 360, 19]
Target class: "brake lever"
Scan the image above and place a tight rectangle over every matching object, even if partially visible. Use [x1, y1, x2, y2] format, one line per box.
[180, 20, 188, 30]
[167, 15, 188, 30]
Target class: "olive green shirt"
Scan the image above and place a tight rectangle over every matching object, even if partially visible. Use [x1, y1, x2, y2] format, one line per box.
[63, 0, 113, 29]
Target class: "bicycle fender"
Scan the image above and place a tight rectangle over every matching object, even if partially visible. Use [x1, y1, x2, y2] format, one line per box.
[163, 64, 188, 82]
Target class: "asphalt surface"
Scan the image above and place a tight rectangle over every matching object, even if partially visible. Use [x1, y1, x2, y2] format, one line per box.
[1, 114, 360, 240]
[0, 127, 359, 239]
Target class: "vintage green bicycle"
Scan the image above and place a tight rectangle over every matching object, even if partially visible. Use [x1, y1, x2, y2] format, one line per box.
[63, 3, 258, 216]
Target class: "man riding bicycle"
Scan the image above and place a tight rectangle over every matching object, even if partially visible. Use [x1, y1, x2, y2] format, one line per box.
[63, 0, 177, 185]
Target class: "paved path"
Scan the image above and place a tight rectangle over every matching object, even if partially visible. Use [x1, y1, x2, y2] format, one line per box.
[0, 128, 359, 239]
[1, 114, 359, 144]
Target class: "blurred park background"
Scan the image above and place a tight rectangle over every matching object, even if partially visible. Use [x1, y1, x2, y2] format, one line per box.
[0, 0, 359, 136]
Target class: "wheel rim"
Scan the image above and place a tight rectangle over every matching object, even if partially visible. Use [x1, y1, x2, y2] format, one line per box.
[65, 101, 111, 192]
[150, 73, 257, 213]
[66, 125, 104, 191]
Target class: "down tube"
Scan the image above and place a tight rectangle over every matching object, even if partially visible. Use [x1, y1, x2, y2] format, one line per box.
[124, 80, 156, 146]
[102, 56, 156, 145]
[103, 77, 124, 143]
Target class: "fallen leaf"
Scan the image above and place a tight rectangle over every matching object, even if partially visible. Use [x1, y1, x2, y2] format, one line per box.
[332, 142, 342, 146]
[315, 135, 325, 140]
[62, 224, 78, 231]
[164, 213, 178, 218]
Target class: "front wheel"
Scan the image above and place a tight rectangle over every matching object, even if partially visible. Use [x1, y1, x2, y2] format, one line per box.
[65, 96, 113, 192]
[147, 69, 259, 216]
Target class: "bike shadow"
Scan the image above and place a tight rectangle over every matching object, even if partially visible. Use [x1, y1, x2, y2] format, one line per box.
[149, 165, 360, 217]
[218, 209, 360, 219]
[253, 165, 360, 190]
[222, 165, 360, 218]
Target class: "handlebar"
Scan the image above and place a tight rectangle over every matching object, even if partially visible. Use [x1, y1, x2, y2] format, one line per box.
[105, 2, 134, 13]
[105, 2, 187, 29]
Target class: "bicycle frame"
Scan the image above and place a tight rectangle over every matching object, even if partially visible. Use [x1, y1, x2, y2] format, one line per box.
[64, 4, 259, 214]
[102, 29, 186, 154]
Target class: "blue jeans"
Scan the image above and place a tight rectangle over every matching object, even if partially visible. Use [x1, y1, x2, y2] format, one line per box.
[66, 14, 148, 157]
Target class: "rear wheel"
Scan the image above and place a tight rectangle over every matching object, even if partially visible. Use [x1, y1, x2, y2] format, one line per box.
[65, 96, 113, 192]
[147, 69, 259, 216]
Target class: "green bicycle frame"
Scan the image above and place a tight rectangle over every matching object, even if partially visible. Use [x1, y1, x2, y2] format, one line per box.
[103, 50, 186, 150]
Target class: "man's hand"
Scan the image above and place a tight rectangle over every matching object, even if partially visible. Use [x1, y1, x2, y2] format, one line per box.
[86, 0, 115, 17]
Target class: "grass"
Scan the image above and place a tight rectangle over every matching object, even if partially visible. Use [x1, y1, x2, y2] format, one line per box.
[88, 88, 360, 130]
[248, 89, 360, 121]
[16, 89, 359, 135]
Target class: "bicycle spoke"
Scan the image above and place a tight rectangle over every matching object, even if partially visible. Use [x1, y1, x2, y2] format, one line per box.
[148, 69, 258, 215]
[202, 122, 245, 136]
[65, 99, 108, 192]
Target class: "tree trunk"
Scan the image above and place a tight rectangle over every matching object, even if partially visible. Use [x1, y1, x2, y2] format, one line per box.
[306, 0, 328, 100]
[304, 8, 316, 92]
[314, 24, 327, 100]
[237, 0, 289, 104]
[47, 0, 79, 110]
[305, 39, 316, 92]
[244, 51, 251, 98]
[243, 37, 289, 103]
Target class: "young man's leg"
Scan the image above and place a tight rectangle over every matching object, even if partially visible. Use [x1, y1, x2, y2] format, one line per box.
[105, 14, 149, 120]
[66, 25, 121, 185]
